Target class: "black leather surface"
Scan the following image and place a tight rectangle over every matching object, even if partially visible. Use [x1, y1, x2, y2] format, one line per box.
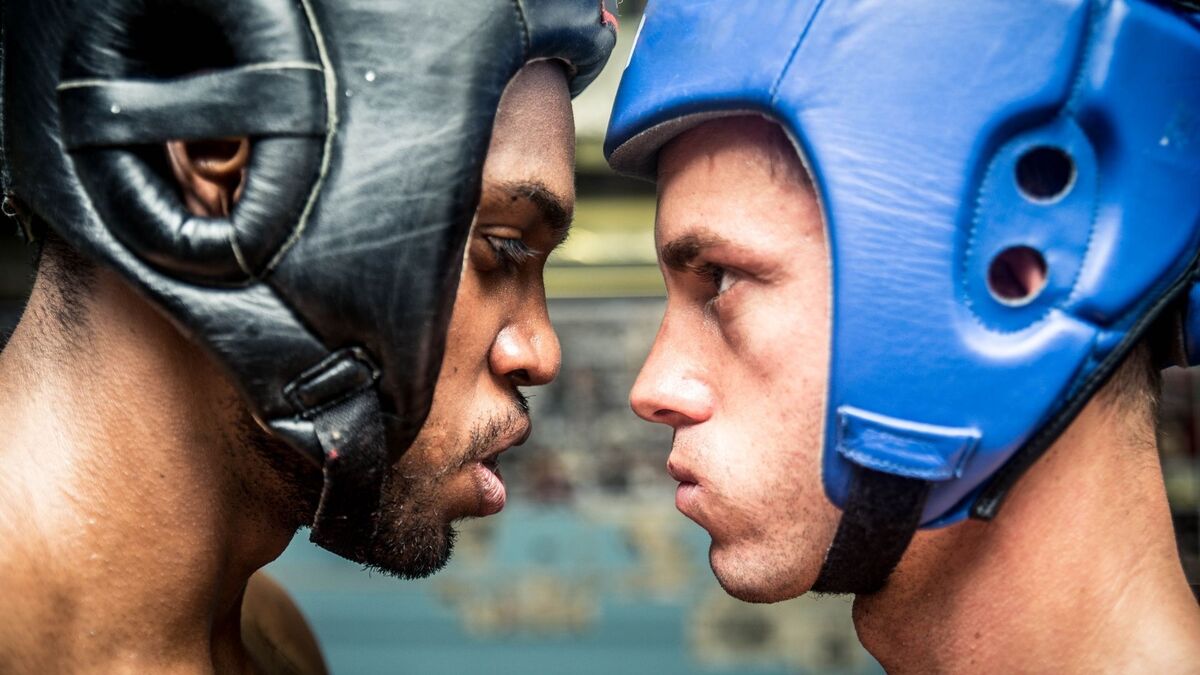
[60, 66, 327, 148]
[2, 0, 615, 560]
[521, 0, 618, 94]
[310, 379, 388, 562]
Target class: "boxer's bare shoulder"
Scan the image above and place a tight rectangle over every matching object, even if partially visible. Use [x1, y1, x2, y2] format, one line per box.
[241, 572, 328, 675]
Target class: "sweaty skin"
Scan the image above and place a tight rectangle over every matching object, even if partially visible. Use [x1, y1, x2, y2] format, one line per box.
[0, 61, 573, 674]
[636, 115, 1200, 671]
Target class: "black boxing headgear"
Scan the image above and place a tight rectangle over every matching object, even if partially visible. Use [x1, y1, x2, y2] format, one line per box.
[1, 0, 615, 561]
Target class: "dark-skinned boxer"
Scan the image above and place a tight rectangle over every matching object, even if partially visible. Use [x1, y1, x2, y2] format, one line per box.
[0, 1, 615, 672]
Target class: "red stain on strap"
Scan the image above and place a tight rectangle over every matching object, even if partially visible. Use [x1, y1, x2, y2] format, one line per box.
[327, 448, 340, 461]
[601, 1, 619, 29]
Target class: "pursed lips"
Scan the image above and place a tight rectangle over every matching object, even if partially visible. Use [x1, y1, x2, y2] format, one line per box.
[667, 457, 699, 485]
[667, 453, 709, 525]
[469, 415, 532, 517]
[479, 416, 532, 465]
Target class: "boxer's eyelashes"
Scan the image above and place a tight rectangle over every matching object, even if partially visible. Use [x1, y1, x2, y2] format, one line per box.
[693, 262, 740, 297]
[486, 236, 538, 273]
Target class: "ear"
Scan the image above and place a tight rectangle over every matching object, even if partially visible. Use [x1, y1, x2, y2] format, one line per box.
[165, 138, 250, 218]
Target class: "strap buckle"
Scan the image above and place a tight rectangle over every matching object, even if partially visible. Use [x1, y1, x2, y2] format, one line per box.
[283, 346, 381, 417]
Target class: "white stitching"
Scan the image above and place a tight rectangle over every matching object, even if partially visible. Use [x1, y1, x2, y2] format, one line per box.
[260, 0, 339, 276]
[227, 61, 324, 74]
[959, 1, 1101, 333]
[229, 228, 253, 278]
[56, 61, 324, 92]
[511, 0, 531, 55]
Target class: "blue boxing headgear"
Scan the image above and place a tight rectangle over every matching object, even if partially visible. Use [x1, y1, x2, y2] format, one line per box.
[606, 0, 1200, 593]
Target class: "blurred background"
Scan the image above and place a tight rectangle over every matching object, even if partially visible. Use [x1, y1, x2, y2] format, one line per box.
[2, 2, 1198, 673]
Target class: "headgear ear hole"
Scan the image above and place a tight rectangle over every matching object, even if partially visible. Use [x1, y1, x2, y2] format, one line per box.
[1015, 146, 1076, 203]
[177, 138, 249, 180]
[988, 245, 1048, 306]
[59, 0, 327, 285]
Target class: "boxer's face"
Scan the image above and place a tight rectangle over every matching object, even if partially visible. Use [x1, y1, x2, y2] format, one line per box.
[631, 116, 840, 602]
[363, 61, 572, 578]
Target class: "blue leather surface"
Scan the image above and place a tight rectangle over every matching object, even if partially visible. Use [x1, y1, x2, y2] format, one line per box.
[607, 0, 1200, 526]
[837, 407, 979, 483]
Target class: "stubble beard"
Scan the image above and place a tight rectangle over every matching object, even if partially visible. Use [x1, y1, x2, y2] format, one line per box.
[230, 389, 529, 580]
[359, 396, 530, 579]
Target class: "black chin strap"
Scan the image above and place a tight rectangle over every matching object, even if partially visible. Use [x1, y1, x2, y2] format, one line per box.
[811, 465, 931, 595]
[308, 389, 388, 562]
[278, 346, 389, 563]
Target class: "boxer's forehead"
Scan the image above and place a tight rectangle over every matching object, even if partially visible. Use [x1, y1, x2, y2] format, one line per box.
[483, 62, 575, 203]
[654, 117, 819, 260]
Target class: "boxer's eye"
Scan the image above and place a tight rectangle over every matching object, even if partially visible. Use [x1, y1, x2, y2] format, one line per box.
[695, 262, 739, 297]
[486, 235, 538, 273]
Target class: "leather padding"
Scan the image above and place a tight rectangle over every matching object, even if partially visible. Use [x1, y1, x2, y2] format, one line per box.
[520, 0, 617, 95]
[59, 0, 327, 283]
[60, 66, 327, 148]
[63, 0, 321, 76]
[74, 137, 322, 282]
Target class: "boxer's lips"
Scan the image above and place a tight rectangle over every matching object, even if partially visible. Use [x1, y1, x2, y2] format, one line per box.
[667, 458, 699, 486]
[668, 458, 705, 521]
[472, 419, 531, 517]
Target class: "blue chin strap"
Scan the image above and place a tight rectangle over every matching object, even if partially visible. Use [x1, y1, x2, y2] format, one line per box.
[607, 0, 1200, 593]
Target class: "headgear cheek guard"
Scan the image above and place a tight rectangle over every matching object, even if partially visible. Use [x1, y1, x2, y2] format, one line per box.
[606, 0, 1200, 593]
[1, 0, 615, 562]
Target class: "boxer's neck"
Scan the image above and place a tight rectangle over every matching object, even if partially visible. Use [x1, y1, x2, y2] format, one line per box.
[853, 391, 1200, 673]
[0, 267, 296, 673]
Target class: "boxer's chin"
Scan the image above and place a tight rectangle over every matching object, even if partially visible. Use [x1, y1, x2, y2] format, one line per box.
[708, 538, 822, 604]
[348, 455, 462, 579]
[361, 494, 458, 579]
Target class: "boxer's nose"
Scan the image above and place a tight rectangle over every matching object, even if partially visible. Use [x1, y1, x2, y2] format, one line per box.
[631, 313, 713, 428]
[490, 295, 561, 387]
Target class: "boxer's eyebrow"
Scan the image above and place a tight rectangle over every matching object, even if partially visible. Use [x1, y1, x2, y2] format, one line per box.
[660, 232, 730, 271]
[495, 180, 573, 246]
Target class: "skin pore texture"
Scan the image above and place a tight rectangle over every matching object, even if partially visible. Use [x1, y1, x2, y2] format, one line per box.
[0, 60, 572, 674]
[637, 115, 1200, 671]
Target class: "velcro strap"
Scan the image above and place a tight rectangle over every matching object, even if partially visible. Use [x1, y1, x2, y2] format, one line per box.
[811, 466, 930, 595]
[59, 63, 326, 149]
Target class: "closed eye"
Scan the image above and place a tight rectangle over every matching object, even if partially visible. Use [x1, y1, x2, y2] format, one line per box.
[487, 236, 539, 272]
